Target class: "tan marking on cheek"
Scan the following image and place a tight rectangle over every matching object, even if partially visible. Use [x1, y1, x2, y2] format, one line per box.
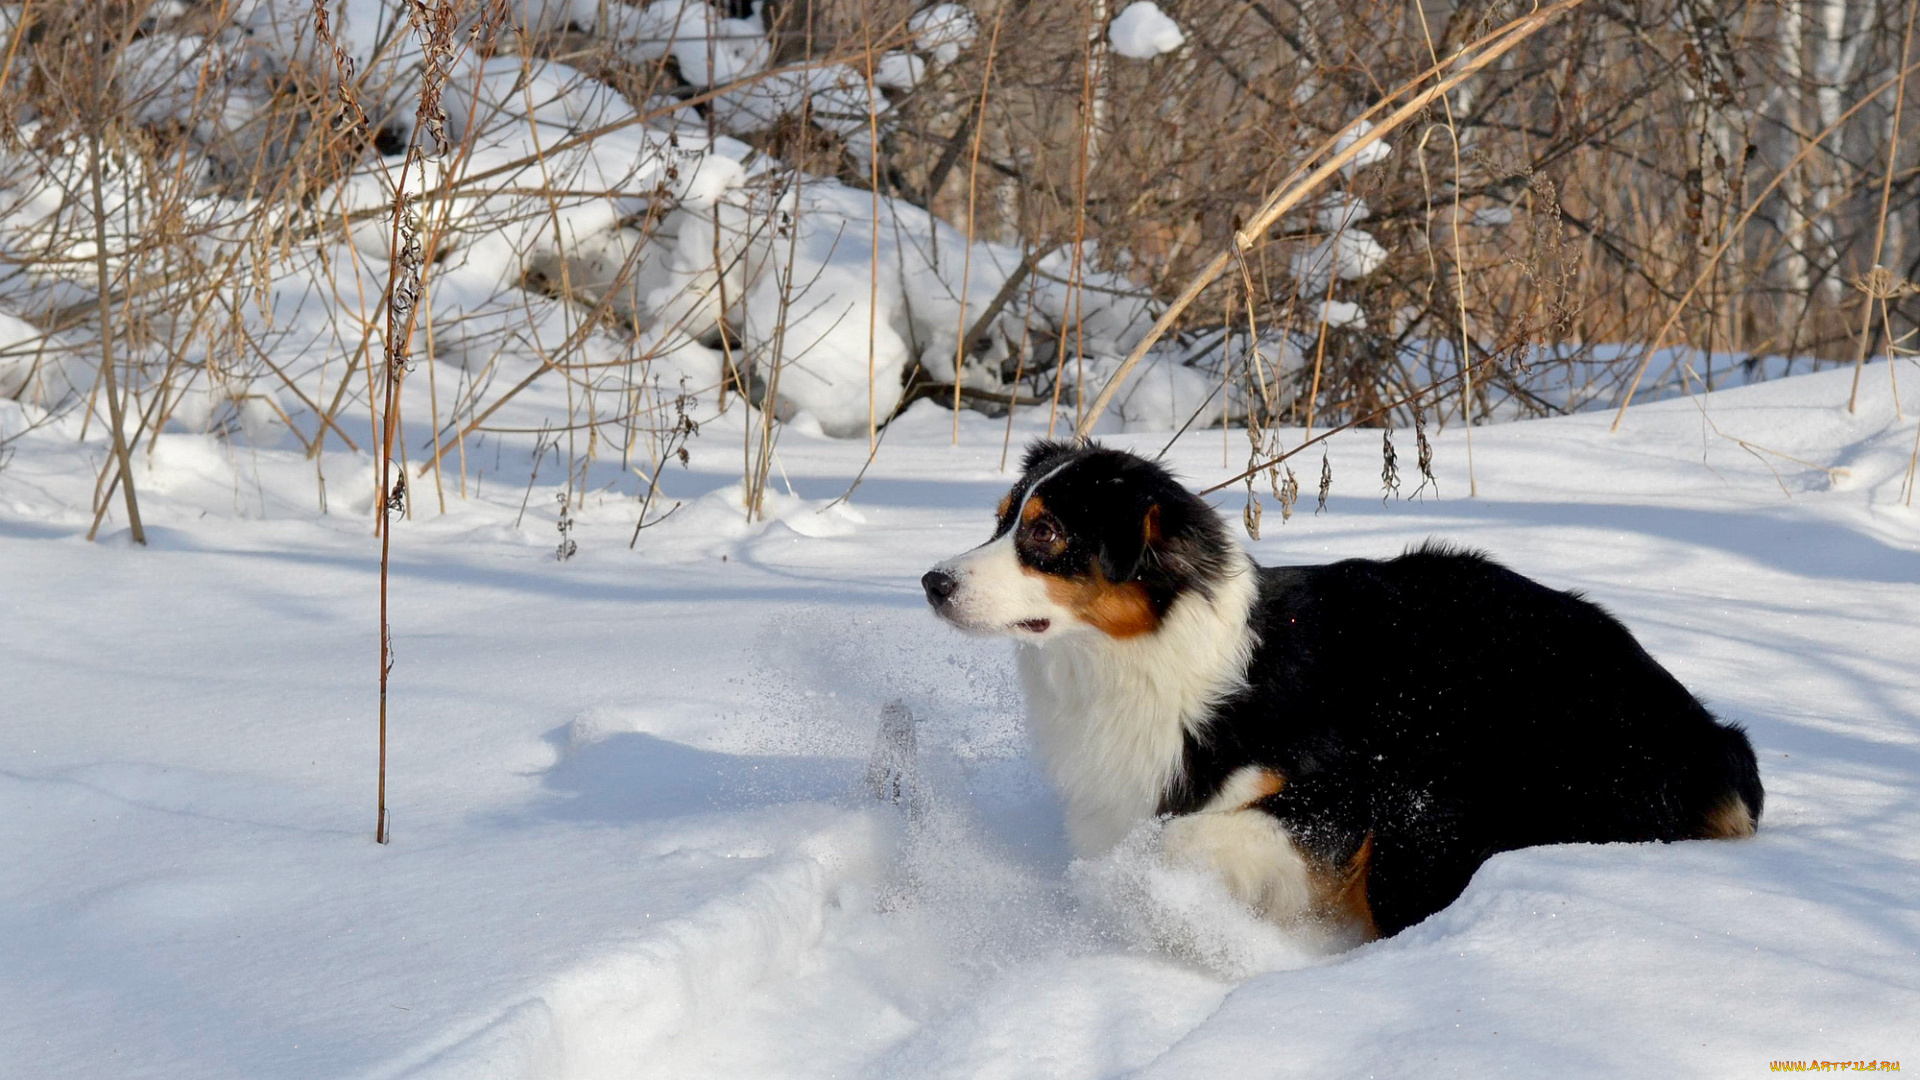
[1308, 832, 1380, 942]
[1031, 566, 1161, 638]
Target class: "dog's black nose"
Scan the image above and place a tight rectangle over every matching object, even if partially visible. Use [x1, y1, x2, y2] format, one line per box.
[921, 569, 957, 605]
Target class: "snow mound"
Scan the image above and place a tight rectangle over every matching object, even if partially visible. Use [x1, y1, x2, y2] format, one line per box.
[1109, 2, 1186, 60]
[1314, 298, 1366, 329]
[1333, 117, 1393, 173]
[910, 4, 980, 66]
[390, 819, 892, 1080]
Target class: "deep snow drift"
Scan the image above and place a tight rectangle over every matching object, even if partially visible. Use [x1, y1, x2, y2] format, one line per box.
[3, 364, 1919, 1079]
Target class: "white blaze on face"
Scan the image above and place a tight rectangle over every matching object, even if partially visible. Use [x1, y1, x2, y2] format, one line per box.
[929, 527, 1081, 638]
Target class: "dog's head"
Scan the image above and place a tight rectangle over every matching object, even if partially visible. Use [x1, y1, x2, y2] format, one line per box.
[922, 440, 1236, 641]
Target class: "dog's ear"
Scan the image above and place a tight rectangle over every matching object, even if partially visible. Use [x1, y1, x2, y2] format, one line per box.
[1021, 438, 1080, 476]
[1099, 501, 1161, 583]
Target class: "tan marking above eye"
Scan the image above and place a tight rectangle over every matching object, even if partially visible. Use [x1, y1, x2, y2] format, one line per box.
[996, 492, 1012, 520]
[1021, 495, 1047, 523]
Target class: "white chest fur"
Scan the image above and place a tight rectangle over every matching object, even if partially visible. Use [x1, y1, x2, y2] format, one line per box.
[1017, 554, 1260, 855]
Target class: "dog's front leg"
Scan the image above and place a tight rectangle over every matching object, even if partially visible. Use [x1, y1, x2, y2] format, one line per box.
[1160, 766, 1380, 942]
[1159, 766, 1316, 921]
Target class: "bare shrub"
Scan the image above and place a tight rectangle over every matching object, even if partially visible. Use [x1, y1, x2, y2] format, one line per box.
[2, 0, 1916, 537]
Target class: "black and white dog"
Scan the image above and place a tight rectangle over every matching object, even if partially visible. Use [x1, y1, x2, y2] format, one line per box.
[922, 440, 1763, 941]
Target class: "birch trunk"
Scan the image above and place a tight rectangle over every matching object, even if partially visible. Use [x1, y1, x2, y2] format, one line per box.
[1778, 0, 1816, 341]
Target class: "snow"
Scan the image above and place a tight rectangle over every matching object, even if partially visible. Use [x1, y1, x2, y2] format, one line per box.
[874, 52, 927, 92]
[1332, 117, 1393, 174]
[241, 0, 428, 132]
[0, 310, 54, 400]
[1313, 192, 1370, 233]
[1109, 2, 1187, 61]
[666, 9, 773, 90]
[1314, 298, 1366, 329]
[5, 364, 1920, 1077]
[1289, 127, 1390, 329]
[506, 0, 601, 35]
[909, 4, 979, 67]
[1289, 229, 1389, 296]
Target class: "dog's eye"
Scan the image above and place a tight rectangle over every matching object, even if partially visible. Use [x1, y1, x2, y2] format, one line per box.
[1026, 519, 1061, 546]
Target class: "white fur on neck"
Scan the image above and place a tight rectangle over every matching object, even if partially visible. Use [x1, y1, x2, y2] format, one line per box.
[1019, 550, 1260, 856]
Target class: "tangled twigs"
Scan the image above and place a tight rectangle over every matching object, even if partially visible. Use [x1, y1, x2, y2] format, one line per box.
[1612, 54, 1920, 431]
[1073, 0, 1595, 440]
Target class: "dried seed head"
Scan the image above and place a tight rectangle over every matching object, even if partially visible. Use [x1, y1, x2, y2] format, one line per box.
[1380, 427, 1400, 504]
